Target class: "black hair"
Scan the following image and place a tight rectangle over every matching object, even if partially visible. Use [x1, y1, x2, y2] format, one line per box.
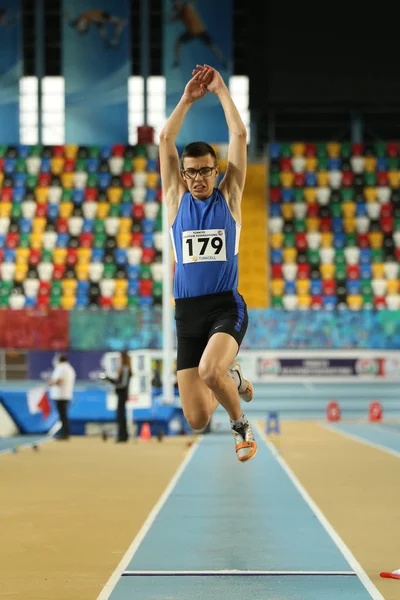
[180, 141, 217, 170]
[58, 354, 68, 363]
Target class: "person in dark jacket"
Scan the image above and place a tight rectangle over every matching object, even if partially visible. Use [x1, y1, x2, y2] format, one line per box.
[100, 351, 132, 442]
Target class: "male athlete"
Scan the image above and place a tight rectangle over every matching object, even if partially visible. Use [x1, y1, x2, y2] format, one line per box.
[159, 64, 257, 462]
[168, 1, 227, 70]
[66, 9, 127, 47]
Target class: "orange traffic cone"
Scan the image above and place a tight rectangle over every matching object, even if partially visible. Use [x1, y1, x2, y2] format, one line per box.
[140, 422, 152, 441]
[380, 569, 400, 580]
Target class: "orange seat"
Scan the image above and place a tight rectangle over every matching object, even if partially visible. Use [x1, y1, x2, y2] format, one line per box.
[96, 202, 109, 219]
[320, 232, 333, 247]
[16, 248, 30, 264]
[116, 232, 131, 248]
[388, 171, 400, 188]
[280, 172, 294, 188]
[298, 294, 311, 309]
[342, 202, 356, 218]
[327, 142, 340, 158]
[64, 144, 78, 159]
[369, 232, 383, 249]
[306, 217, 320, 232]
[14, 264, 28, 282]
[283, 247, 297, 263]
[296, 279, 310, 295]
[51, 157, 64, 175]
[291, 143, 305, 157]
[147, 173, 159, 189]
[317, 172, 329, 186]
[76, 263, 89, 280]
[114, 279, 128, 294]
[271, 279, 284, 297]
[133, 157, 147, 172]
[386, 280, 399, 294]
[107, 187, 122, 204]
[304, 188, 317, 204]
[0, 203, 11, 218]
[371, 263, 385, 279]
[112, 295, 128, 310]
[364, 157, 376, 172]
[53, 248, 67, 265]
[35, 187, 49, 204]
[61, 172, 74, 189]
[305, 157, 317, 172]
[62, 279, 77, 296]
[30, 232, 43, 249]
[59, 202, 73, 219]
[281, 204, 294, 220]
[320, 264, 335, 280]
[77, 248, 92, 264]
[270, 233, 284, 249]
[32, 217, 47, 234]
[364, 187, 377, 203]
[61, 295, 76, 310]
[119, 218, 132, 234]
[343, 217, 356, 234]
[347, 295, 363, 310]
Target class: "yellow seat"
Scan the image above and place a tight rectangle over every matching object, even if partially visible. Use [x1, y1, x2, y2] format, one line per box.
[317, 171, 329, 186]
[32, 217, 47, 234]
[270, 233, 284, 249]
[280, 172, 294, 188]
[133, 157, 147, 172]
[320, 264, 335, 280]
[114, 279, 128, 294]
[96, 202, 109, 219]
[304, 188, 317, 204]
[320, 232, 333, 247]
[30, 232, 43, 249]
[14, 264, 28, 282]
[53, 248, 67, 265]
[342, 202, 356, 218]
[119, 218, 132, 234]
[343, 217, 356, 234]
[327, 142, 340, 158]
[64, 144, 78, 159]
[76, 263, 89, 280]
[61, 172, 74, 189]
[364, 187, 377, 203]
[283, 247, 297, 263]
[291, 143, 305, 157]
[116, 232, 131, 248]
[271, 279, 284, 297]
[59, 202, 73, 219]
[107, 187, 122, 204]
[306, 217, 320, 232]
[61, 295, 76, 310]
[281, 204, 294, 220]
[347, 295, 363, 310]
[369, 232, 383, 249]
[387, 280, 399, 294]
[51, 157, 64, 175]
[364, 157, 376, 172]
[388, 171, 400, 188]
[296, 279, 310, 295]
[371, 263, 385, 279]
[0, 172, 4, 188]
[147, 173, 159, 189]
[0, 203, 11, 218]
[305, 157, 317, 172]
[298, 294, 311, 309]
[62, 279, 77, 296]
[35, 187, 48, 204]
[16, 248, 30, 264]
[218, 157, 228, 174]
[77, 247, 91, 264]
[112, 295, 128, 310]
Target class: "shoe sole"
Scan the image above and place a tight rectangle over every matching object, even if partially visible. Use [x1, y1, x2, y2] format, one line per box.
[239, 380, 254, 403]
[236, 441, 258, 462]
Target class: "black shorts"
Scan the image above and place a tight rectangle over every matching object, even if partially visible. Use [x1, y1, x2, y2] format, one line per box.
[175, 290, 248, 371]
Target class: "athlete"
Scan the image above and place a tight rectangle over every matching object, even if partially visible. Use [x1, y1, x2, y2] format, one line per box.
[66, 10, 127, 47]
[168, 1, 227, 70]
[159, 64, 257, 462]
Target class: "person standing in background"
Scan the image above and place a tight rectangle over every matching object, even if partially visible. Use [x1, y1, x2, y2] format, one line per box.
[100, 351, 132, 443]
[48, 354, 76, 440]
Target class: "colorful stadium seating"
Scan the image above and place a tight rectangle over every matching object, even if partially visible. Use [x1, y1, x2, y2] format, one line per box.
[0, 144, 164, 310]
[269, 141, 400, 310]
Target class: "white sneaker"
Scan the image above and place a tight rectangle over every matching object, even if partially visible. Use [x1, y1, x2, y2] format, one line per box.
[228, 359, 254, 402]
[231, 419, 257, 462]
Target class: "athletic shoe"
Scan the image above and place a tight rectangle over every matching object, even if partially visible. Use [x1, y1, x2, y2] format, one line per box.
[228, 359, 254, 402]
[231, 419, 257, 462]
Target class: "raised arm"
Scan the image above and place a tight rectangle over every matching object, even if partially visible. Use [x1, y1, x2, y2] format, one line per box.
[193, 64, 247, 220]
[159, 68, 213, 225]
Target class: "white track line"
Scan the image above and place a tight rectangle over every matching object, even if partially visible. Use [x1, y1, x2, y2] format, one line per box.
[96, 437, 202, 600]
[254, 422, 385, 600]
[321, 423, 400, 458]
[122, 569, 356, 577]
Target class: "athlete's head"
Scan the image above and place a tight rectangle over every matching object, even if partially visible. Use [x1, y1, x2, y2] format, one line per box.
[180, 141, 219, 200]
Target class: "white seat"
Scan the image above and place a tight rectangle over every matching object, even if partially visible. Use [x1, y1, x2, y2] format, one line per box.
[146, 144, 159, 160]
[109, 156, 123, 175]
[355, 216, 370, 233]
[292, 157, 306, 173]
[153, 231, 163, 252]
[328, 170, 342, 189]
[23, 278, 40, 297]
[21, 200, 36, 219]
[150, 263, 163, 282]
[1, 263, 15, 281]
[126, 247, 142, 265]
[131, 187, 146, 204]
[133, 172, 147, 188]
[104, 217, 119, 236]
[269, 217, 284, 233]
[393, 231, 400, 248]
[73, 172, 88, 189]
[306, 231, 321, 249]
[371, 278, 387, 296]
[282, 263, 298, 281]
[82, 202, 97, 220]
[37, 262, 54, 281]
[26, 156, 41, 175]
[144, 202, 159, 219]
[89, 263, 104, 282]
[366, 202, 380, 219]
[384, 261, 399, 279]
[282, 294, 298, 310]
[99, 279, 115, 297]
[48, 186, 62, 204]
[68, 216, 83, 236]
[43, 231, 58, 250]
[316, 187, 330, 205]
[293, 203, 307, 219]
[0, 217, 10, 234]
[344, 246, 360, 265]
[320, 247, 335, 264]
[376, 187, 391, 204]
[350, 156, 364, 173]
[386, 294, 400, 310]
[9, 293, 25, 309]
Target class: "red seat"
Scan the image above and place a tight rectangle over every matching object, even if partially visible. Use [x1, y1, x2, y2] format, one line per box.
[0, 158, 4, 171]
[306, 204, 319, 217]
[139, 279, 153, 296]
[1, 188, 13, 202]
[279, 158, 292, 171]
[377, 172, 389, 186]
[295, 233, 307, 250]
[53, 264, 66, 280]
[29, 249, 42, 266]
[36, 204, 48, 218]
[346, 264, 360, 280]
[38, 281, 51, 296]
[297, 263, 310, 279]
[387, 142, 399, 158]
[121, 173, 133, 188]
[79, 233, 94, 248]
[6, 232, 19, 249]
[99, 296, 113, 308]
[322, 279, 336, 295]
[142, 248, 155, 264]
[311, 295, 323, 309]
[320, 217, 332, 232]
[304, 143, 316, 156]
[38, 173, 51, 187]
[53, 145, 64, 158]
[0, 249, 4, 262]
[133, 205, 145, 220]
[357, 233, 369, 248]
[37, 295, 50, 307]
[64, 158, 76, 172]
[271, 264, 283, 278]
[351, 143, 364, 156]
[380, 216, 393, 234]
[112, 144, 125, 157]
[131, 232, 143, 247]
[66, 248, 78, 266]
[85, 188, 98, 202]
[294, 173, 306, 188]
[342, 172, 354, 187]
[374, 296, 386, 310]
[56, 218, 69, 233]
[270, 188, 281, 203]
[380, 204, 392, 217]
[156, 188, 162, 203]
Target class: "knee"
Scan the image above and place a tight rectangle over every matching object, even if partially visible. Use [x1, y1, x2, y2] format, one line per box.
[184, 407, 210, 432]
[198, 361, 225, 390]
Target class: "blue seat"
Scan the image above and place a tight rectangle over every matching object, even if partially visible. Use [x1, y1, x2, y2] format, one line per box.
[86, 158, 99, 173]
[376, 157, 388, 172]
[328, 158, 341, 171]
[333, 232, 345, 248]
[114, 249, 127, 265]
[14, 173, 27, 188]
[356, 203, 367, 217]
[120, 204, 132, 218]
[72, 189, 84, 205]
[128, 280, 139, 296]
[146, 158, 158, 172]
[4, 249, 16, 262]
[19, 218, 32, 234]
[332, 218, 344, 233]
[76, 295, 89, 308]
[142, 218, 155, 234]
[47, 204, 59, 219]
[271, 249, 283, 264]
[91, 248, 104, 263]
[360, 264, 372, 279]
[56, 233, 70, 248]
[305, 172, 317, 187]
[13, 188, 25, 203]
[323, 295, 337, 309]
[139, 296, 153, 308]
[359, 248, 371, 264]
[270, 205, 282, 217]
[310, 279, 322, 295]
[18, 145, 30, 158]
[281, 188, 294, 203]
[98, 173, 111, 190]
[25, 297, 37, 308]
[142, 233, 154, 249]
[284, 281, 296, 295]
[347, 280, 361, 295]
[127, 265, 140, 280]
[40, 158, 51, 173]
[82, 219, 94, 233]
[269, 143, 281, 160]
[0, 235, 5, 248]
[100, 145, 112, 159]
[77, 280, 90, 294]
[146, 188, 158, 202]
[4, 158, 16, 174]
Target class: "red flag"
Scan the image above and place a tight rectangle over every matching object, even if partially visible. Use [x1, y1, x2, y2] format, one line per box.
[28, 387, 52, 419]
[38, 392, 51, 419]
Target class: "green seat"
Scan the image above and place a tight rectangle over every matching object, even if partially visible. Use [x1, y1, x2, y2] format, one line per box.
[155, 216, 163, 232]
[335, 265, 347, 281]
[26, 174, 37, 188]
[388, 157, 400, 170]
[41, 249, 53, 262]
[87, 173, 98, 187]
[29, 144, 43, 157]
[89, 145, 100, 158]
[19, 233, 30, 248]
[0, 281, 12, 296]
[361, 281, 372, 295]
[345, 233, 357, 246]
[374, 142, 386, 158]
[394, 217, 400, 231]
[103, 264, 116, 279]
[123, 158, 133, 173]
[51, 281, 62, 296]
[371, 249, 383, 263]
[49, 296, 62, 308]
[127, 295, 139, 308]
[0, 145, 6, 158]
[340, 142, 351, 159]
[362, 293, 374, 307]
[0, 296, 9, 308]
[11, 204, 22, 218]
[75, 158, 87, 172]
[281, 143, 292, 158]
[283, 232, 295, 247]
[317, 157, 329, 171]
[62, 189, 72, 202]
[16, 158, 27, 173]
[307, 248, 320, 266]
[341, 188, 354, 202]
[364, 172, 376, 186]
[94, 220, 105, 234]
[93, 233, 106, 248]
[269, 173, 280, 187]
[140, 265, 152, 280]
[294, 189, 304, 203]
[294, 218, 306, 233]
[271, 296, 283, 308]
[109, 205, 121, 217]
[316, 143, 327, 159]
[122, 189, 132, 203]
[134, 144, 148, 158]
[153, 281, 162, 300]
[334, 249, 345, 265]
[330, 204, 342, 218]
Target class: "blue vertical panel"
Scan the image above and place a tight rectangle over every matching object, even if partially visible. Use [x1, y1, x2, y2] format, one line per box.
[62, 1, 130, 144]
[0, 2, 22, 143]
[163, 0, 232, 145]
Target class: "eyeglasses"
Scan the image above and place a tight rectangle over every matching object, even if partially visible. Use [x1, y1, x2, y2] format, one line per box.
[182, 166, 216, 179]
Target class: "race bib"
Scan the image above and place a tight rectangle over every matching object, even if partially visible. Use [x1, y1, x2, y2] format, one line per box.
[182, 229, 226, 263]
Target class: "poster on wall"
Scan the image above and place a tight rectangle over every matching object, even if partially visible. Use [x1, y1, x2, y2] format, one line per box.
[62, 0, 130, 144]
[0, 1, 22, 142]
[163, 0, 232, 145]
